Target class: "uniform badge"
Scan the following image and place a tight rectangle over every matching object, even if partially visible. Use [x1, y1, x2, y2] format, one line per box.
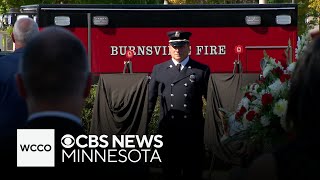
[175, 31, 180, 37]
[189, 74, 196, 82]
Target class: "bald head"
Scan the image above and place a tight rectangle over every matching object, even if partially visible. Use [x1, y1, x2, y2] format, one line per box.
[13, 17, 39, 47]
[19, 26, 90, 101]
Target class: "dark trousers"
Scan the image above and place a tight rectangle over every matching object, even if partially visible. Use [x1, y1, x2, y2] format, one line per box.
[159, 116, 204, 180]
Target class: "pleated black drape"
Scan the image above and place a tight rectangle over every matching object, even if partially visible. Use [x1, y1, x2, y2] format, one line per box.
[204, 73, 260, 166]
[90, 73, 149, 136]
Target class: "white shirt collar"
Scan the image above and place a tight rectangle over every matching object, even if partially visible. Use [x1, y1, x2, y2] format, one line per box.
[28, 111, 82, 125]
[171, 56, 189, 70]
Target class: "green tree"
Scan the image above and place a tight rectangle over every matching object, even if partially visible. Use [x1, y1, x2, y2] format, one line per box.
[298, 0, 319, 35]
[0, 0, 163, 13]
[309, 0, 320, 12]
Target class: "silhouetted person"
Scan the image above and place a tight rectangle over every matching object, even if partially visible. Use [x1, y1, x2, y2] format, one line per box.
[0, 18, 38, 168]
[0, 17, 38, 139]
[16, 26, 91, 168]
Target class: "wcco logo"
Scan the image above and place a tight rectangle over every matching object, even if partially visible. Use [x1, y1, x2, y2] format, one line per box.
[20, 144, 52, 152]
[17, 129, 55, 167]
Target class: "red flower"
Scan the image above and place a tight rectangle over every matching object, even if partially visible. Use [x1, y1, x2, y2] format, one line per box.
[235, 112, 241, 121]
[235, 106, 247, 121]
[280, 60, 288, 69]
[246, 111, 256, 121]
[280, 74, 291, 83]
[262, 93, 273, 106]
[245, 92, 253, 101]
[271, 67, 284, 77]
[239, 106, 247, 115]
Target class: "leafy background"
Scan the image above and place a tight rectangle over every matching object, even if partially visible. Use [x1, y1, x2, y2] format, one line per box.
[0, 0, 318, 35]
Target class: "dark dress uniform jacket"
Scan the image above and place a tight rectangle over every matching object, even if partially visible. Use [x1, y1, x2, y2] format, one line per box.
[148, 58, 210, 178]
[149, 58, 210, 129]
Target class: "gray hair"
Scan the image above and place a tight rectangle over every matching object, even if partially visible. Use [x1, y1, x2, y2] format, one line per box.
[13, 17, 39, 45]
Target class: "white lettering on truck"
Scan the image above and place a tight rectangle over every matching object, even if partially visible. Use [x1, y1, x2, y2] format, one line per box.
[110, 45, 226, 56]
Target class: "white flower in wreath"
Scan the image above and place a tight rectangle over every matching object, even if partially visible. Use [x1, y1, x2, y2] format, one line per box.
[263, 64, 273, 78]
[295, 33, 311, 60]
[242, 115, 253, 130]
[252, 98, 262, 106]
[238, 97, 250, 110]
[269, 57, 281, 67]
[253, 106, 261, 114]
[260, 115, 271, 127]
[287, 62, 296, 73]
[228, 114, 245, 136]
[273, 99, 288, 118]
[268, 79, 283, 96]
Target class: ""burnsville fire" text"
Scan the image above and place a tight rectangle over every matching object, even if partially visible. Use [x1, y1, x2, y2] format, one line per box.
[110, 45, 226, 56]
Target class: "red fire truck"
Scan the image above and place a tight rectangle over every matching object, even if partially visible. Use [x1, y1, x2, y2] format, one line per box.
[6, 3, 298, 74]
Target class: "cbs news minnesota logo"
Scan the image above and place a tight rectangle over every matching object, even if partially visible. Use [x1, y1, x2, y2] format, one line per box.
[17, 129, 163, 167]
[17, 129, 55, 167]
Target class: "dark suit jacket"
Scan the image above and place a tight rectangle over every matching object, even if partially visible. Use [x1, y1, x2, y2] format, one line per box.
[1, 116, 85, 171]
[148, 58, 210, 137]
[0, 48, 28, 138]
[25, 116, 85, 136]
[24, 116, 86, 169]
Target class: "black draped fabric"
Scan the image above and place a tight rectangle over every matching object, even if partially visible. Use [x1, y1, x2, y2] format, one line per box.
[204, 73, 260, 166]
[90, 73, 149, 136]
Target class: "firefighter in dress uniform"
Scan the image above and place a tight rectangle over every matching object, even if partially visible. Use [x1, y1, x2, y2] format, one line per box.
[148, 31, 210, 179]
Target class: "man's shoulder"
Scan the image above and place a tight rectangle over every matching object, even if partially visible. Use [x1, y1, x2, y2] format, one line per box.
[0, 50, 22, 61]
[153, 60, 171, 69]
[0, 51, 22, 70]
[26, 116, 84, 134]
[27, 116, 80, 125]
[0, 53, 21, 82]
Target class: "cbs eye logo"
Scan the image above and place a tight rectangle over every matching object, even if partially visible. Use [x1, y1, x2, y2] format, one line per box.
[61, 134, 75, 148]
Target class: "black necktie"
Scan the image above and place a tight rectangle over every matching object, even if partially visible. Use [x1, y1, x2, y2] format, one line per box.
[176, 63, 181, 72]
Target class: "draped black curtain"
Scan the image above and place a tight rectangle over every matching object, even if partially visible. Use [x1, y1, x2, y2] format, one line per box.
[91, 72, 262, 166]
[90, 73, 149, 136]
[204, 73, 260, 166]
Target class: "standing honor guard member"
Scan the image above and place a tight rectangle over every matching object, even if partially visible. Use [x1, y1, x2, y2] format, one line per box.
[148, 31, 211, 179]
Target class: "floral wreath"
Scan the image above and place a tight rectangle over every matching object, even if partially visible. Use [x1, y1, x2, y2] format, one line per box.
[220, 51, 296, 145]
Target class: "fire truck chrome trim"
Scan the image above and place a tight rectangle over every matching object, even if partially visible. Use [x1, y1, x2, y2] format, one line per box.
[33, 15, 37, 22]
[40, 7, 295, 11]
[87, 13, 92, 72]
[17, 15, 29, 20]
[245, 46, 288, 49]
[93, 16, 109, 26]
[276, 15, 291, 25]
[245, 15, 261, 25]
[54, 16, 70, 26]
